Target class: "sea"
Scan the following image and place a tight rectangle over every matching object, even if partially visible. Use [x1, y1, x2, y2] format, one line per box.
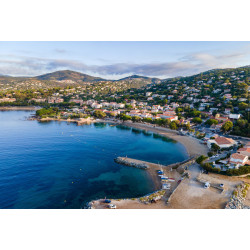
[0, 111, 188, 208]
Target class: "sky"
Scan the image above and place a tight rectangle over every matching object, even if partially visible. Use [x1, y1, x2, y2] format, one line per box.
[0, 41, 250, 79]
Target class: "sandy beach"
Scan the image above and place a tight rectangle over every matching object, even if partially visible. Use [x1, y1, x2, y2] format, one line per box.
[121, 121, 209, 157]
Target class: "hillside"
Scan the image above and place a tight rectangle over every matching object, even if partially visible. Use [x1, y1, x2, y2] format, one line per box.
[116, 75, 162, 88]
[0, 66, 249, 91]
[36, 70, 107, 83]
[0, 70, 163, 90]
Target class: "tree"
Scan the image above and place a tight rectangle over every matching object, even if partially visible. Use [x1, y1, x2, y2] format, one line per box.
[192, 117, 202, 124]
[125, 104, 133, 110]
[143, 117, 153, 123]
[221, 121, 233, 132]
[93, 110, 106, 118]
[196, 155, 208, 164]
[239, 102, 248, 110]
[205, 119, 218, 126]
[211, 143, 220, 152]
[237, 119, 248, 128]
[170, 121, 177, 130]
[119, 114, 132, 121]
[132, 116, 142, 123]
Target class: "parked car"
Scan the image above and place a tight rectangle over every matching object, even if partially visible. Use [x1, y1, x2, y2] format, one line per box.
[219, 183, 224, 188]
[108, 204, 116, 209]
[104, 199, 111, 203]
[204, 182, 210, 189]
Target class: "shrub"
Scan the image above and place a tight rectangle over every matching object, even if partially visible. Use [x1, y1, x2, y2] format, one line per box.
[208, 152, 214, 157]
[226, 166, 250, 176]
[201, 162, 221, 173]
[196, 155, 208, 164]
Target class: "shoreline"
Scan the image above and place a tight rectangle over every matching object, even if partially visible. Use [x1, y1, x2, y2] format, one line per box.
[96, 119, 209, 157]
[115, 121, 209, 158]
[31, 116, 209, 200]
[9, 111, 210, 208]
[0, 106, 40, 111]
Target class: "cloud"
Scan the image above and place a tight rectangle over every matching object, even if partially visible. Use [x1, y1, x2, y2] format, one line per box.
[0, 48, 249, 79]
[55, 49, 67, 53]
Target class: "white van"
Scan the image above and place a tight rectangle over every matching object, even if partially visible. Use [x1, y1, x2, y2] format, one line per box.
[204, 182, 210, 189]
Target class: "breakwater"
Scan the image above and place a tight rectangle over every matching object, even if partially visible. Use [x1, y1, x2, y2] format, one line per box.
[114, 157, 150, 169]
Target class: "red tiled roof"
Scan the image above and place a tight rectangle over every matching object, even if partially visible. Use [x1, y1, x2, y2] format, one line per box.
[230, 153, 247, 160]
[215, 137, 235, 145]
[238, 148, 250, 153]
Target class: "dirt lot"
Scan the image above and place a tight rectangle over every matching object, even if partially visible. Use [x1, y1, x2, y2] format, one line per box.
[166, 173, 242, 209]
[91, 199, 166, 209]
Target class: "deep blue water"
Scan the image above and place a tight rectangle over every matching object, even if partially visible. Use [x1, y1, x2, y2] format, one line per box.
[0, 111, 188, 208]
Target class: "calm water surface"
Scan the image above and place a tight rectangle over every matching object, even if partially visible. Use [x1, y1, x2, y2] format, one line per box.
[0, 111, 188, 208]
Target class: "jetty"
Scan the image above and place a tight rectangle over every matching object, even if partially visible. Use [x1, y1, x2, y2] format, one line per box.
[114, 156, 196, 172]
[114, 157, 151, 169]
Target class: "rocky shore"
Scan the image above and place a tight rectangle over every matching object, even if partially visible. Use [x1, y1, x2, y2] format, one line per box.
[225, 183, 250, 209]
[114, 157, 149, 169]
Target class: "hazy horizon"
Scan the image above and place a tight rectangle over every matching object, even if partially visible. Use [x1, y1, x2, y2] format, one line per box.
[0, 41, 250, 80]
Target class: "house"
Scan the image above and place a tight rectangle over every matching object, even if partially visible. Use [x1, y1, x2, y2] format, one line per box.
[229, 153, 249, 166]
[30, 98, 46, 103]
[91, 103, 102, 109]
[224, 108, 231, 114]
[229, 114, 241, 120]
[48, 97, 64, 103]
[207, 136, 237, 149]
[69, 99, 84, 105]
[238, 148, 250, 158]
[0, 98, 16, 103]
[161, 111, 176, 117]
[214, 114, 229, 122]
[168, 116, 178, 121]
[128, 110, 140, 117]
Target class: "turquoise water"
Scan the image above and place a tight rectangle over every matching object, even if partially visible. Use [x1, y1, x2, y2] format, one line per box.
[0, 111, 188, 208]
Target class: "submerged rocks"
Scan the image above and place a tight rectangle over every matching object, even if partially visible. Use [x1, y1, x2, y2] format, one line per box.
[114, 157, 149, 170]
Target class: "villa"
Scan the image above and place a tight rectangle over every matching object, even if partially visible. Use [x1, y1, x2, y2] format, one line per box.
[207, 136, 237, 149]
[229, 153, 249, 166]
[238, 147, 250, 158]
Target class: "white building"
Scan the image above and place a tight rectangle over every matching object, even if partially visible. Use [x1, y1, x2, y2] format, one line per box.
[229, 114, 241, 120]
[207, 136, 237, 149]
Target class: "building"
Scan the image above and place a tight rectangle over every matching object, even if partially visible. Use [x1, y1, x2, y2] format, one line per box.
[146, 92, 152, 97]
[238, 147, 250, 158]
[91, 103, 102, 109]
[0, 98, 16, 103]
[229, 153, 249, 166]
[69, 99, 84, 105]
[229, 114, 241, 120]
[207, 136, 237, 149]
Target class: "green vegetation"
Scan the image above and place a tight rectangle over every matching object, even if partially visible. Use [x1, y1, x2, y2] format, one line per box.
[36, 108, 59, 117]
[169, 121, 178, 130]
[192, 117, 202, 124]
[93, 110, 106, 118]
[118, 113, 132, 121]
[221, 121, 233, 132]
[201, 162, 221, 173]
[211, 143, 220, 152]
[205, 119, 218, 126]
[196, 155, 208, 164]
[225, 166, 250, 176]
[231, 119, 250, 137]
